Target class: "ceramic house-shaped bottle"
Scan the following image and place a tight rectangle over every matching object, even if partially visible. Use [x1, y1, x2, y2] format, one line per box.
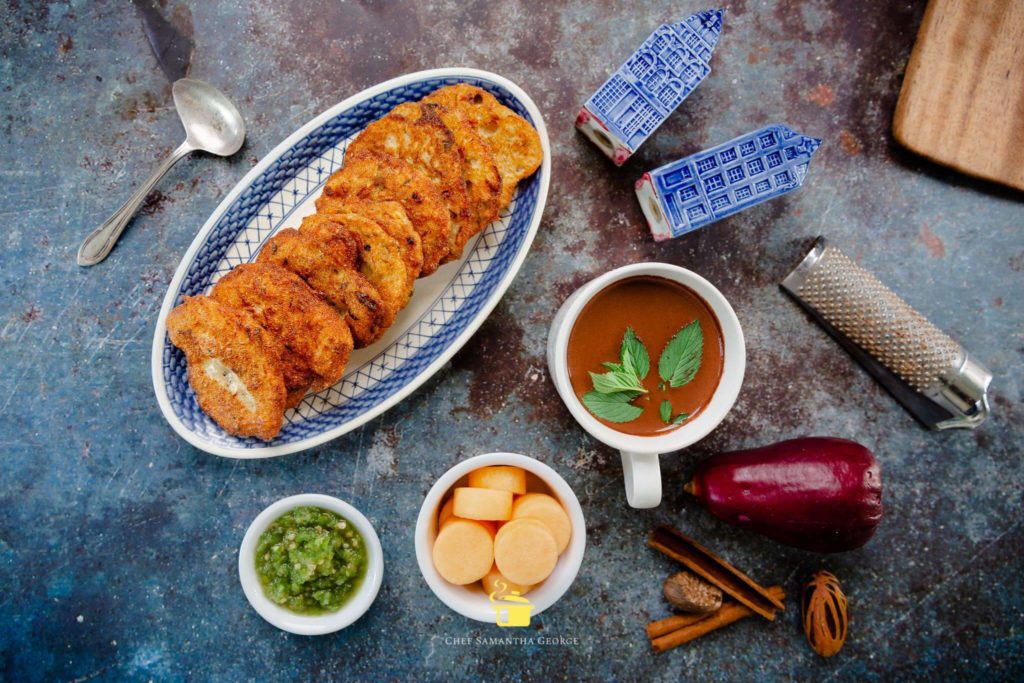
[576, 9, 724, 165]
[636, 124, 822, 241]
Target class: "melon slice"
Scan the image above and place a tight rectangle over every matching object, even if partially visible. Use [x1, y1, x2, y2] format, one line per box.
[468, 466, 527, 494]
[512, 492, 572, 554]
[493, 518, 558, 585]
[432, 519, 494, 585]
[453, 487, 513, 521]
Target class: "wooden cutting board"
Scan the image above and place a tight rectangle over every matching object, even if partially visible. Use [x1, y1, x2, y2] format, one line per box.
[893, 0, 1024, 191]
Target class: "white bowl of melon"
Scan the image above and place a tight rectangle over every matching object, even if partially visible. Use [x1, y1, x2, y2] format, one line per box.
[414, 452, 586, 622]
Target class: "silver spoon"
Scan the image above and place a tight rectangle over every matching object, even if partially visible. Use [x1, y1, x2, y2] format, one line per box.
[77, 78, 245, 266]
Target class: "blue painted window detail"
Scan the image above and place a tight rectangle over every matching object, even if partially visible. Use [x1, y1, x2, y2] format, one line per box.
[619, 98, 659, 138]
[747, 158, 764, 175]
[657, 85, 680, 109]
[696, 156, 718, 173]
[661, 165, 693, 187]
[678, 184, 699, 200]
[704, 174, 725, 192]
[766, 151, 783, 168]
[709, 194, 730, 210]
[719, 149, 737, 163]
[726, 166, 745, 183]
[774, 171, 791, 185]
[739, 141, 757, 156]
[755, 179, 772, 192]
[759, 131, 777, 148]
[687, 205, 707, 219]
[592, 75, 628, 108]
[735, 186, 753, 200]
[663, 192, 681, 224]
[664, 48, 684, 70]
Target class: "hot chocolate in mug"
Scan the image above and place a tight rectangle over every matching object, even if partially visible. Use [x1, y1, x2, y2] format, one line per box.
[547, 262, 745, 508]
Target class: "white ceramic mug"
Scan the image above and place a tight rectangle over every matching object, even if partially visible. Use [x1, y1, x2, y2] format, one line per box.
[547, 263, 745, 509]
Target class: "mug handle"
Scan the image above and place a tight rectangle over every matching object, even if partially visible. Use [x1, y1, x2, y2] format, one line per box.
[620, 451, 661, 508]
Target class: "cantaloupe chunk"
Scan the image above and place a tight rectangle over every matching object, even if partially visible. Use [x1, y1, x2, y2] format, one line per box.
[437, 498, 455, 530]
[493, 518, 558, 585]
[481, 564, 533, 598]
[453, 487, 513, 521]
[432, 519, 494, 585]
[441, 514, 497, 537]
[439, 497, 498, 535]
[468, 466, 527, 494]
[512, 493, 572, 554]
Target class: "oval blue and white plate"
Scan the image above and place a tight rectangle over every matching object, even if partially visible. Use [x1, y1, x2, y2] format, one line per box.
[151, 68, 550, 458]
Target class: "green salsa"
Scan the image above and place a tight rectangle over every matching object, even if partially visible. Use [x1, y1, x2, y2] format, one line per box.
[255, 506, 367, 614]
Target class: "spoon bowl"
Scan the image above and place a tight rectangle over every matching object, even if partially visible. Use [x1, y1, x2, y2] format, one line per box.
[173, 78, 246, 156]
[78, 78, 246, 266]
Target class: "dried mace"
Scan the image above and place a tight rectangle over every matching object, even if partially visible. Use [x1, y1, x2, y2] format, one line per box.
[801, 571, 848, 657]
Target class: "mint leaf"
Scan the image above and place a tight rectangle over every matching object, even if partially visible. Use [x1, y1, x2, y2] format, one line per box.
[620, 327, 650, 380]
[589, 370, 646, 395]
[602, 361, 626, 372]
[672, 412, 690, 425]
[582, 390, 644, 423]
[659, 400, 672, 423]
[658, 320, 703, 388]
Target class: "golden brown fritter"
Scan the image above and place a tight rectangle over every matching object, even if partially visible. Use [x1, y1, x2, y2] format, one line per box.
[424, 102, 501, 259]
[257, 226, 387, 349]
[302, 213, 409, 331]
[345, 102, 471, 257]
[319, 151, 450, 275]
[166, 295, 286, 440]
[329, 199, 423, 284]
[210, 263, 353, 397]
[423, 84, 543, 209]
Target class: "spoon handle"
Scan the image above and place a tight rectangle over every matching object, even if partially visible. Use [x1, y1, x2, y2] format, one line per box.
[77, 141, 194, 266]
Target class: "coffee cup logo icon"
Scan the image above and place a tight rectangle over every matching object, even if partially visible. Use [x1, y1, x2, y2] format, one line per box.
[488, 580, 533, 627]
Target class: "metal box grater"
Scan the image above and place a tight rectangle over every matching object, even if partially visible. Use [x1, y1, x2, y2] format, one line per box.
[781, 237, 992, 430]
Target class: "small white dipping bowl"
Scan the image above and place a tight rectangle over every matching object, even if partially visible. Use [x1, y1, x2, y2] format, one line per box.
[414, 452, 586, 623]
[239, 493, 384, 635]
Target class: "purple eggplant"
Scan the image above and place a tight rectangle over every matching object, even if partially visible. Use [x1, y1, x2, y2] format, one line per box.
[684, 437, 883, 553]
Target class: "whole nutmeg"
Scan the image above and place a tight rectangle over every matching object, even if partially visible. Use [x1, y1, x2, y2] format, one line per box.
[801, 571, 848, 658]
[662, 571, 723, 614]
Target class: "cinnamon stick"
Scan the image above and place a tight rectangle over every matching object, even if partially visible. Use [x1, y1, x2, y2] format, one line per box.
[649, 525, 784, 620]
[646, 612, 712, 639]
[650, 586, 785, 654]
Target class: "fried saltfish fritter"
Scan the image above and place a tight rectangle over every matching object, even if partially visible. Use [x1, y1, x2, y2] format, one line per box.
[423, 84, 543, 210]
[301, 213, 410, 331]
[211, 263, 353, 400]
[257, 226, 387, 348]
[166, 295, 286, 440]
[330, 199, 423, 282]
[319, 151, 450, 275]
[345, 102, 471, 257]
[424, 102, 501, 259]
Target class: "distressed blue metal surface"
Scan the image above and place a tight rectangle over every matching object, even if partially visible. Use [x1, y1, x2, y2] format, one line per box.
[639, 124, 820, 239]
[0, 1, 1022, 681]
[578, 8, 723, 163]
